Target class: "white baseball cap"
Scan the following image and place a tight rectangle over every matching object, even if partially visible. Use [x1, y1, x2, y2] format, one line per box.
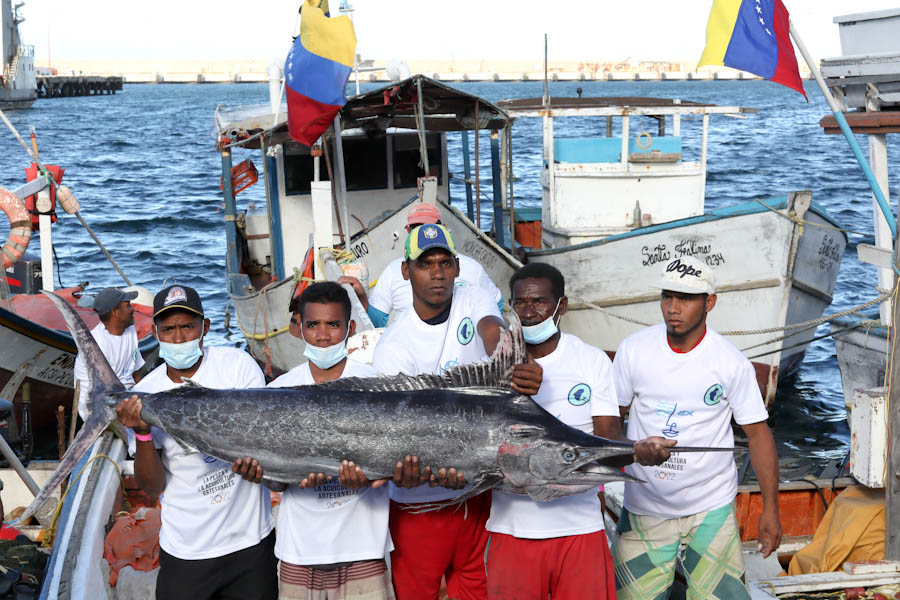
[650, 256, 716, 295]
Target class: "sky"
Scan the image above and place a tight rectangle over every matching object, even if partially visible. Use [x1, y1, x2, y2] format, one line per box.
[16, 1, 900, 64]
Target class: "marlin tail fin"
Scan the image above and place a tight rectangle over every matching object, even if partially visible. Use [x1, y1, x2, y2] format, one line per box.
[16, 293, 126, 524]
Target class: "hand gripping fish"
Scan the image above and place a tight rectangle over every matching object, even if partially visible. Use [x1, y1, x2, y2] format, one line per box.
[19, 291, 735, 522]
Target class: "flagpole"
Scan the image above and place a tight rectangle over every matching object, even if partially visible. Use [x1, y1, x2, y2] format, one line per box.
[788, 20, 897, 238]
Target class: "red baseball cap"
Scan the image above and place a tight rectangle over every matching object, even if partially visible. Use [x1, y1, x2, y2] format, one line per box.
[407, 203, 441, 226]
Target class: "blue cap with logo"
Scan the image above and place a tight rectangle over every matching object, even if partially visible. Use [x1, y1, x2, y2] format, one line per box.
[404, 224, 458, 260]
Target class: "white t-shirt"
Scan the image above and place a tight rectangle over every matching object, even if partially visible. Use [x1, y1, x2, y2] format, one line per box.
[128, 346, 275, 560]
[268, 359, 392, 565]
[487, 333, 618, 539]
[73, 322, 145, 420]
[614, 324, 769, 519]
[368, 255, 503, 317]
[373, 285, 502, 502]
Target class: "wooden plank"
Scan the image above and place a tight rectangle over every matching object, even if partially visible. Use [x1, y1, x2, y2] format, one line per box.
[889, 221, 900, 560]
[820, 111, 900, 135]
[858, 243, 894, 269]
[843, 560, 900, 575]
[754, 571, 900, 593]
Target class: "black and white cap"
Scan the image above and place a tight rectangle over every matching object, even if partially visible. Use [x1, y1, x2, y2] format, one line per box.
[152, 285, 204, 319]
[650, 256, 716, 295]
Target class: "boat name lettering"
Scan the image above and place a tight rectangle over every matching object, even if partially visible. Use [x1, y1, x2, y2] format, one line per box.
[817, 236, 841, 271]
[674, 239, 711, 258]
[641, 244, 671, 266]
[705, 252, 725, 267]
[461, 238, 498, 269]
[351, 241, 369, 259]
[673, 239, 726, 267]
[34, 352, 76, 386]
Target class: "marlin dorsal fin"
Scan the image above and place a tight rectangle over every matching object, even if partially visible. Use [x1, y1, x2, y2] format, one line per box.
[313, 311, 526, 393]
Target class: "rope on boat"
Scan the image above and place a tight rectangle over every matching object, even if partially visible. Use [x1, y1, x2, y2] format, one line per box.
[569, 290, 891, 337]
[41, 453, 130, 548]
[753, 196, 871, 237]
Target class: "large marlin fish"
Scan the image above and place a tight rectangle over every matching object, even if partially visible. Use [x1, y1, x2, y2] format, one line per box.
[20, 291, 733, 521]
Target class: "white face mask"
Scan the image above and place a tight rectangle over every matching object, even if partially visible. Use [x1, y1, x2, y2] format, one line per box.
[301, 328, 350, 369]
[521, 298, 562, 344]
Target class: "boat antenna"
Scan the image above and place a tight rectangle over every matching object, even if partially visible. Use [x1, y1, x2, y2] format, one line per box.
[542, 33, 550, 108]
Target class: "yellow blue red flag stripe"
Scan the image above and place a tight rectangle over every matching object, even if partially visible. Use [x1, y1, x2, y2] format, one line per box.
[285, 0, 356, 146]
[698, 0, 806, 99]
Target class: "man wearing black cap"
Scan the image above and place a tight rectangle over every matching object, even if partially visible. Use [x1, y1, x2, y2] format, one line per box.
[73, 287, 144, 421]
[116, 285, 277, 600]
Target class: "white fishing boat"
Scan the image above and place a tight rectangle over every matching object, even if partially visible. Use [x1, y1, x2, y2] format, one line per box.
[216, 75, 521, 374]
[498, 96, 846, 405]
[0, 0, 36, 110]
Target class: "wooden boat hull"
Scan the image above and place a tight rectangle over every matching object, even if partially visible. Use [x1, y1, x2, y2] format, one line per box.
[831, 315, 888, 406]
[0, 297, 158, 433]
[526, 193, 845, 405]
[38, 433, 127, 599]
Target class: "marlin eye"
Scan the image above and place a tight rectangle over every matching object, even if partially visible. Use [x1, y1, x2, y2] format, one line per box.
[562, 449, 577, 463]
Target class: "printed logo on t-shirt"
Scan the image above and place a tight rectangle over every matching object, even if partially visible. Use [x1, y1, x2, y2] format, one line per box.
[457, 317, 475, 345]
[704, 383, 724, 406]
[133, 348, 139, 362]
[202, 455, 218, 464]
[568, 383, 592, 406]
[454, 280, 470, 287]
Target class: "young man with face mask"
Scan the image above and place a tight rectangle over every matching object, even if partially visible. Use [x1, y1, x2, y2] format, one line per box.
[485, 263, 672, 600]
[611, 256, 781, 600]
[249, 282, 394, 600]
[370, 224, 543, 600]
[343, 203, 503, 327]
[116, 285, 276, 600]
[73, 287, 145, 421]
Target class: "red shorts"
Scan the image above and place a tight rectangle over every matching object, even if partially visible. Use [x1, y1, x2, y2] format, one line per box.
[486, 529, 616, 600]
[389, 493, 491, 600]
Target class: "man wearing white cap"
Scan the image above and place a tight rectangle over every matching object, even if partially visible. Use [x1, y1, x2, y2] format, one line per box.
[342, 202, 503, 327]
[73, 287, 144, 421]
[611, 256, 781, 600]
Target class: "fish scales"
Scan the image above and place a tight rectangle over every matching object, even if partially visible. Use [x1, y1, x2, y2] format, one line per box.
[136, 385, 516, 483]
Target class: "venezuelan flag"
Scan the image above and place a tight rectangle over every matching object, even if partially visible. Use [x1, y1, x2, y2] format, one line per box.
[285, 0, 356, 146]
[698, 0, 806, 99]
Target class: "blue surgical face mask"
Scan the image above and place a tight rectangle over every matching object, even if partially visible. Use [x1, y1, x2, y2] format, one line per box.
[521, 299, 562, 345]
[302, 328, 350, 370]
[158, 338, 204, 370]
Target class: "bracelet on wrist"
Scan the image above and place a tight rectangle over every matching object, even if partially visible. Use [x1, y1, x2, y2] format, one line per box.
[134, 430, 153, 443]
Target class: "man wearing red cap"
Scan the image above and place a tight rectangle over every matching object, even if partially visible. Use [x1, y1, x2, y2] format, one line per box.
[342, 202, 502, 327]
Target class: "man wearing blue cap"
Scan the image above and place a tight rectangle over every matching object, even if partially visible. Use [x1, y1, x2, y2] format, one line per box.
[372, 224, 542, 600]
[73, 287, 144, 421]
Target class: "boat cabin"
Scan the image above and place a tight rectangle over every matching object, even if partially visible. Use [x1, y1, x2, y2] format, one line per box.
[498, 97, 755, 248]
[216, 75, 509, 295]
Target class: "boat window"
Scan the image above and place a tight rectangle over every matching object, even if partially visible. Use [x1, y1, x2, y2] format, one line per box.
[284, 142, 328, 195]
[393, 133, 442, 188]
[341, 136, 388, 191]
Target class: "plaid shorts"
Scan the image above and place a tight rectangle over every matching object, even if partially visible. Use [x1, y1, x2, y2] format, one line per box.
[612, 503, 749, 600]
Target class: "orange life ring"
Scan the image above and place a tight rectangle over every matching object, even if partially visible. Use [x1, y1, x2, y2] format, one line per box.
[1, 188, 32, 269]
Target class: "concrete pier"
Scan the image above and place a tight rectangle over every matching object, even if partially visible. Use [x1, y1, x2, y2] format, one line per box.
[36, 76, 123, 98]
[32, 59, 810, 85]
